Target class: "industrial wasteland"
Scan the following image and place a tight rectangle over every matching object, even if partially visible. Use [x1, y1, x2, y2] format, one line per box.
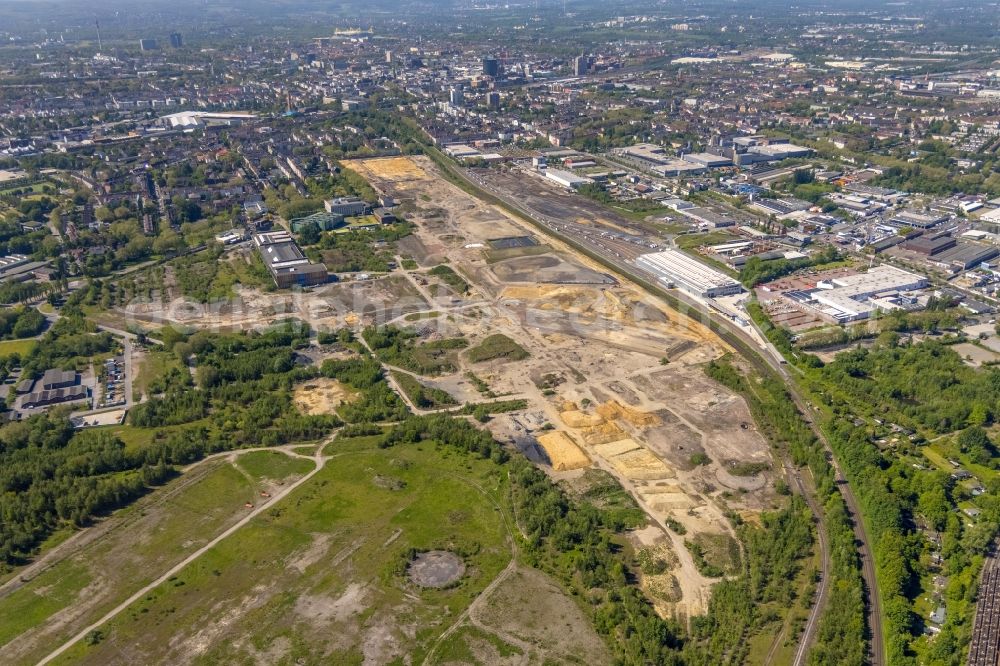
[6, 0, 1000, 664]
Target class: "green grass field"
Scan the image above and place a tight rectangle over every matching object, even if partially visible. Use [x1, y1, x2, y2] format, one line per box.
[0, 453, 314, 665]
[54, 438, 514, 665]
[109, 419, 211, 454]
[0, 338, 38, 357]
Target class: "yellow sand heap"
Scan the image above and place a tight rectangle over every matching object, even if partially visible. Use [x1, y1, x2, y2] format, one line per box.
[577, 421, 628, 446]
[607, 448, 675, 481]
[639, 488, 697, 511]
[597, 400, 661, 427]
[594, 438, 643, 458]
[537, 431, 590, 471]
[560, 410, 606, 428]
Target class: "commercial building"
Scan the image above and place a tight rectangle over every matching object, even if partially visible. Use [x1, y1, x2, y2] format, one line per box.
[545, 169, 593, 189]
[290, 210, 345, 232]
[933, 243, 999, 270]
[482, 57, 500, 77]
[0, 254, 30, 277]
[636, 249, 744, 298]
[139, 39, 158, 51]
[573, 56, 589, 76]
[449, 87, 464, 106]
[22, 387, 88, 410]
[486, 91, 501, 110]
[18, 369, 87, 410]
[905, 235, 956, 256]
[324, 196, 368, 216]
[682, 152, 732, 168]
[41, 369, 80, 391]
[254, 231, 328, 288]
[808, 265, 928, 322]
[169, 32, 183, 48]
[888, 211, 948, 229]
[160, 111, 257, 129]
[616, 144, 708, 177]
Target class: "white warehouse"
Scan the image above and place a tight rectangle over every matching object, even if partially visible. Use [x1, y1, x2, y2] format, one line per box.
[545, 168, 593, 189]
[636, 249, 744, 298]
[809, 264, 928, 322]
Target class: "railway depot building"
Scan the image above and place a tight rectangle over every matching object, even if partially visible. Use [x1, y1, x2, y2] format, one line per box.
[636, 249, 744, 298]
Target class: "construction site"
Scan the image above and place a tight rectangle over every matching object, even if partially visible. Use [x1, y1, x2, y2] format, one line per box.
[346, 156, 784, 621]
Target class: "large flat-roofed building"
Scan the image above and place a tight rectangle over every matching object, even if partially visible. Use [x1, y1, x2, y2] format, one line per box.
[324, 196, 368, 216]
[545, 169, 593, 189]
[905, 235, 957, 256]
[636, 249, 744, 298]
[0, 254, 30, 277]
[746, 143, 813, 160]
[254, 231, 328, 288]
[888, 211, 948, 229]
[682, 152, 733, 168]
[933, 242, 1000, 270]
[809, 265, 928, 322]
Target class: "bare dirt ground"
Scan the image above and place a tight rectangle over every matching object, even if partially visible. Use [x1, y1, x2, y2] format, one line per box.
[467, 564, 614, 665]
[293, 377, 357, 415]
[408, 551, 466, 588]
[78, 155, 781, 627]
[346, 156, 782, 620]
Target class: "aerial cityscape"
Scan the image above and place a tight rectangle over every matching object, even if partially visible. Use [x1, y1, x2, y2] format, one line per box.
[1, 0, 1000, 664]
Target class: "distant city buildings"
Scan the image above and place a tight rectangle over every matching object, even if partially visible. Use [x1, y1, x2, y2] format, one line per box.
[169, 33, 183, 48]
[482, 56, 500, 77]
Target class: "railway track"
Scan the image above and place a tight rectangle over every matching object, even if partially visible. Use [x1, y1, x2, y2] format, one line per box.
[436, 155, 886, 665]
[969, 556, 1000, 666]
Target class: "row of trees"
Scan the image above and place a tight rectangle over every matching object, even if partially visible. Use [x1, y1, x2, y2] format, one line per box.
[705, 358, 868, 664]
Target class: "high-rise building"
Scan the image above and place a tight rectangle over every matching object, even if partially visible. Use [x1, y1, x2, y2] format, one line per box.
[449, 87, 465, 106]
[385, 50, 393, 64]
[482, 56, 500, 78]
[169, 33, 183, 48]
[573, 55, 589, 76]
[139, 39, 158, 51]
[486, 91, 501, 110]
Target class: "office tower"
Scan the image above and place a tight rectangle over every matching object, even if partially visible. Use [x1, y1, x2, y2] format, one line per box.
[139, 39, 158, 51]
[486, 91, 500, 110]
[169, 33, 183, 48]
[449, 87, 464, 106]
[573, 55, 588, 76]
[482, 56, 500, 77]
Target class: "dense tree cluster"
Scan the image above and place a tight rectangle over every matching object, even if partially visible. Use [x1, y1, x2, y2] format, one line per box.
[0, 416, 171, 566]
[363, 325, 468, 376]
[706, 358, 867, 664]
[740, 246, 841, 288]
[0, 306, 45, 340]
[822, 341, 1000, 432]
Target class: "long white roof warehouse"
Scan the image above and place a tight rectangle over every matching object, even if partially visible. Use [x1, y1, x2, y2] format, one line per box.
[636, 249, 744, 298]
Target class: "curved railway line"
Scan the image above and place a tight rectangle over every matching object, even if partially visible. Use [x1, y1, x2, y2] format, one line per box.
[436, 154, 885, 665]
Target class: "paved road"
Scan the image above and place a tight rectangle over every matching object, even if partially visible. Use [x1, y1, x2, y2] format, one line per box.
[442, 157, 883, 666]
